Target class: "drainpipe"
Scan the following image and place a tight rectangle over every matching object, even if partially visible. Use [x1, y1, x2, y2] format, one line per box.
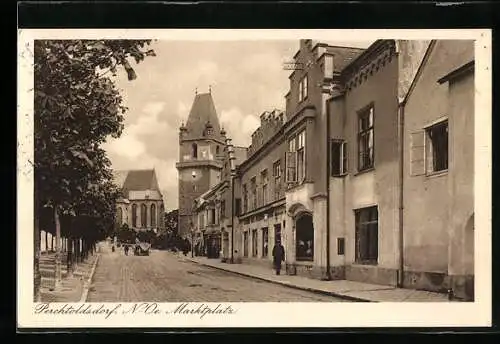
[324, 96, 332, 281]
[397, 102, 405, 287]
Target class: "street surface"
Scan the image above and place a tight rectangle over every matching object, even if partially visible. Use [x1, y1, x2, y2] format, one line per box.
[87, 245, 345, 302]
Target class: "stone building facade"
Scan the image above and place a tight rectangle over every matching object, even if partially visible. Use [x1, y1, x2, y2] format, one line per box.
[176, 92, 227, 238]
[183, 39, 475, 301]
[113, 169, 165, 232]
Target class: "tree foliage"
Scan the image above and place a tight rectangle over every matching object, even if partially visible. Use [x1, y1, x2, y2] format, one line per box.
[34, 39, 156, 239]
[164, 209, 179, 235]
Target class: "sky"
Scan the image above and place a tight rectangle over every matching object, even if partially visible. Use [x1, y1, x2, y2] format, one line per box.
[103, 39, 373, 211]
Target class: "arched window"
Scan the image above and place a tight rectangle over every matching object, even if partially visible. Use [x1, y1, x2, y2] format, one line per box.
[151, 204, 156, 227]
[132, 204, 137, 228]
[216, 145, 220, 155]
[295, 213, 314, 261]
[141, 204, 147, 227]
[117, 208, 123, 226]
[192, 143, 198, 158]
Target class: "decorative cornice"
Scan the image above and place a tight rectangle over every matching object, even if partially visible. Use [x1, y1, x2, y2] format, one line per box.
[342, 40, 397, 94]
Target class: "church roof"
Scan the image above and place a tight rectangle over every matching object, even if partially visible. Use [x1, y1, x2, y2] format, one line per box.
[112, 169, 161, 197]
[184, 92, 223, 140]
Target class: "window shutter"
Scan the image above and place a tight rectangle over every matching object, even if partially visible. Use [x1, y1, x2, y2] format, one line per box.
[286, 151, 297, 183]
[331, 140, 341, 176]
[410, 130, 426, 176]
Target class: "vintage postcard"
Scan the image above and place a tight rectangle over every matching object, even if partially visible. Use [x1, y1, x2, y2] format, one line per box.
[17, 29, 492, 329]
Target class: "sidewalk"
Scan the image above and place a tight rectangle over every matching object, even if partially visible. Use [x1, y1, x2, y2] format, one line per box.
[183, 255, 451, 302]
[39, 250, 100, 303]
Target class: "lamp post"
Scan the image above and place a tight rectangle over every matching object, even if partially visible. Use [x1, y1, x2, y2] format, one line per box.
[191, 229, 194, 258]
[226, 137, 236, 264]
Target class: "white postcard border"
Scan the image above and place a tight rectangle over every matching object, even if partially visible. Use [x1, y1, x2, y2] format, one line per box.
[17, 29, 492, 328]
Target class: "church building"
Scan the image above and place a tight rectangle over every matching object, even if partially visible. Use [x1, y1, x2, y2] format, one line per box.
[113, 169, 165, 232]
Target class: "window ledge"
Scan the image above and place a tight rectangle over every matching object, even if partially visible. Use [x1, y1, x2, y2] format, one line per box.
[426, 170, 448, 179]
[331, 173, 348, 178]
[351, 262, 379, 268]
[354, 167, 375, 177]
[294, 260, 314, 265]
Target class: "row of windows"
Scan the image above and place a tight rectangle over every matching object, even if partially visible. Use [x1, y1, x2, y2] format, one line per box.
[242, 223, 282, 258]
[117, 203, 158, 228]
[329, 105, 448, 177]
[239, 206, 379, 265]
[242, 160, 283, 213]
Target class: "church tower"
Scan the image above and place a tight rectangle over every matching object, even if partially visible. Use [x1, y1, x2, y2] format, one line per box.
[176, 91, 226, 238]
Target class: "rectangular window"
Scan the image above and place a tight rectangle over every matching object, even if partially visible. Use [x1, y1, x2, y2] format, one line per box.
[426, 120, 449, 173]
[331, 139, 347, 176]
[274, 223, 281, 244]
[261, 169, 268, 205]
[358, 105, 374, 171]
[262, 228, 269, 257]
[234, 198, 241, 216]
[410, 119, 449, 176]
[297, 130, 305, 182]
[286, 151, 297, 183]
[252, 229, 258, 257]
[210, 208, 216, 225]
[220, 200, 225, 220]
[299, 74, 308, 102]
[337, 237, 345, 255]
[273, 160, 281, 200]
[355, 206, 378, 265]
[242, 184, 248, 213]
[243, 232, 249, 257]
[286, 129, 306, 184]
[250, 177, 257, 210]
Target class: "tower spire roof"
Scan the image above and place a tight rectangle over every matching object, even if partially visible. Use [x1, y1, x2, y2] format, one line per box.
[184, 92, 223, 140]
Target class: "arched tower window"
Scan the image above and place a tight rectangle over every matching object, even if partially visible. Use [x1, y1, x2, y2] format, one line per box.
[151, 204, 156, 227]
[192, 143, 198, 158]
[132, 204, 137, 228]
[216, 145, 220, 155]
[141, 204, 147, 227]
[117, 208, 123, 226]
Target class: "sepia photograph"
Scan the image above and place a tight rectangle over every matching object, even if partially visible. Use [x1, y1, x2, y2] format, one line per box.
[17, 29, 491, 328]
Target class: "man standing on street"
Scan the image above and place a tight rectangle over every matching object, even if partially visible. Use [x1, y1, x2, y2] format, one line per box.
[272, 240, 285, 275]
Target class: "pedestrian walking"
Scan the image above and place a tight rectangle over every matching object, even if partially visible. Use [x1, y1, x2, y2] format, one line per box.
[272, 240, 285, 275]
[124, 244, 129, 256]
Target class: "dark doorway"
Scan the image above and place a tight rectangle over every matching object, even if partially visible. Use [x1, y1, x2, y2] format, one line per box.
[296, 213, 314, 261]
[274, 223, 281, 244]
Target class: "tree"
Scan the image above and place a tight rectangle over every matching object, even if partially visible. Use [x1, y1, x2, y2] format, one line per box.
[164, 209, 179, 235]
[33, 39, 156, 299]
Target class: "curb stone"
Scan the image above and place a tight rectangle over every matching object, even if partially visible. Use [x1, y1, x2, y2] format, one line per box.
[187, 258, 371, 302]
[79, 254, 100, 303]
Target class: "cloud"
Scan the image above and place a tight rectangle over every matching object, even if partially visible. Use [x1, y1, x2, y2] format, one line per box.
[219, 107, 260, 147]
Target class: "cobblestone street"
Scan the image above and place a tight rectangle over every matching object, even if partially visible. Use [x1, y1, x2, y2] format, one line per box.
[87, 245, 345, 302]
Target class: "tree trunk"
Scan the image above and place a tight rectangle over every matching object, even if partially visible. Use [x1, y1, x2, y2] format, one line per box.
[67, 236, 74, 278]
[76, 238, 81, 264]
[54, 206, 62, 289]
[44, 231, 48, 254]
[34, 204, 41, 302]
